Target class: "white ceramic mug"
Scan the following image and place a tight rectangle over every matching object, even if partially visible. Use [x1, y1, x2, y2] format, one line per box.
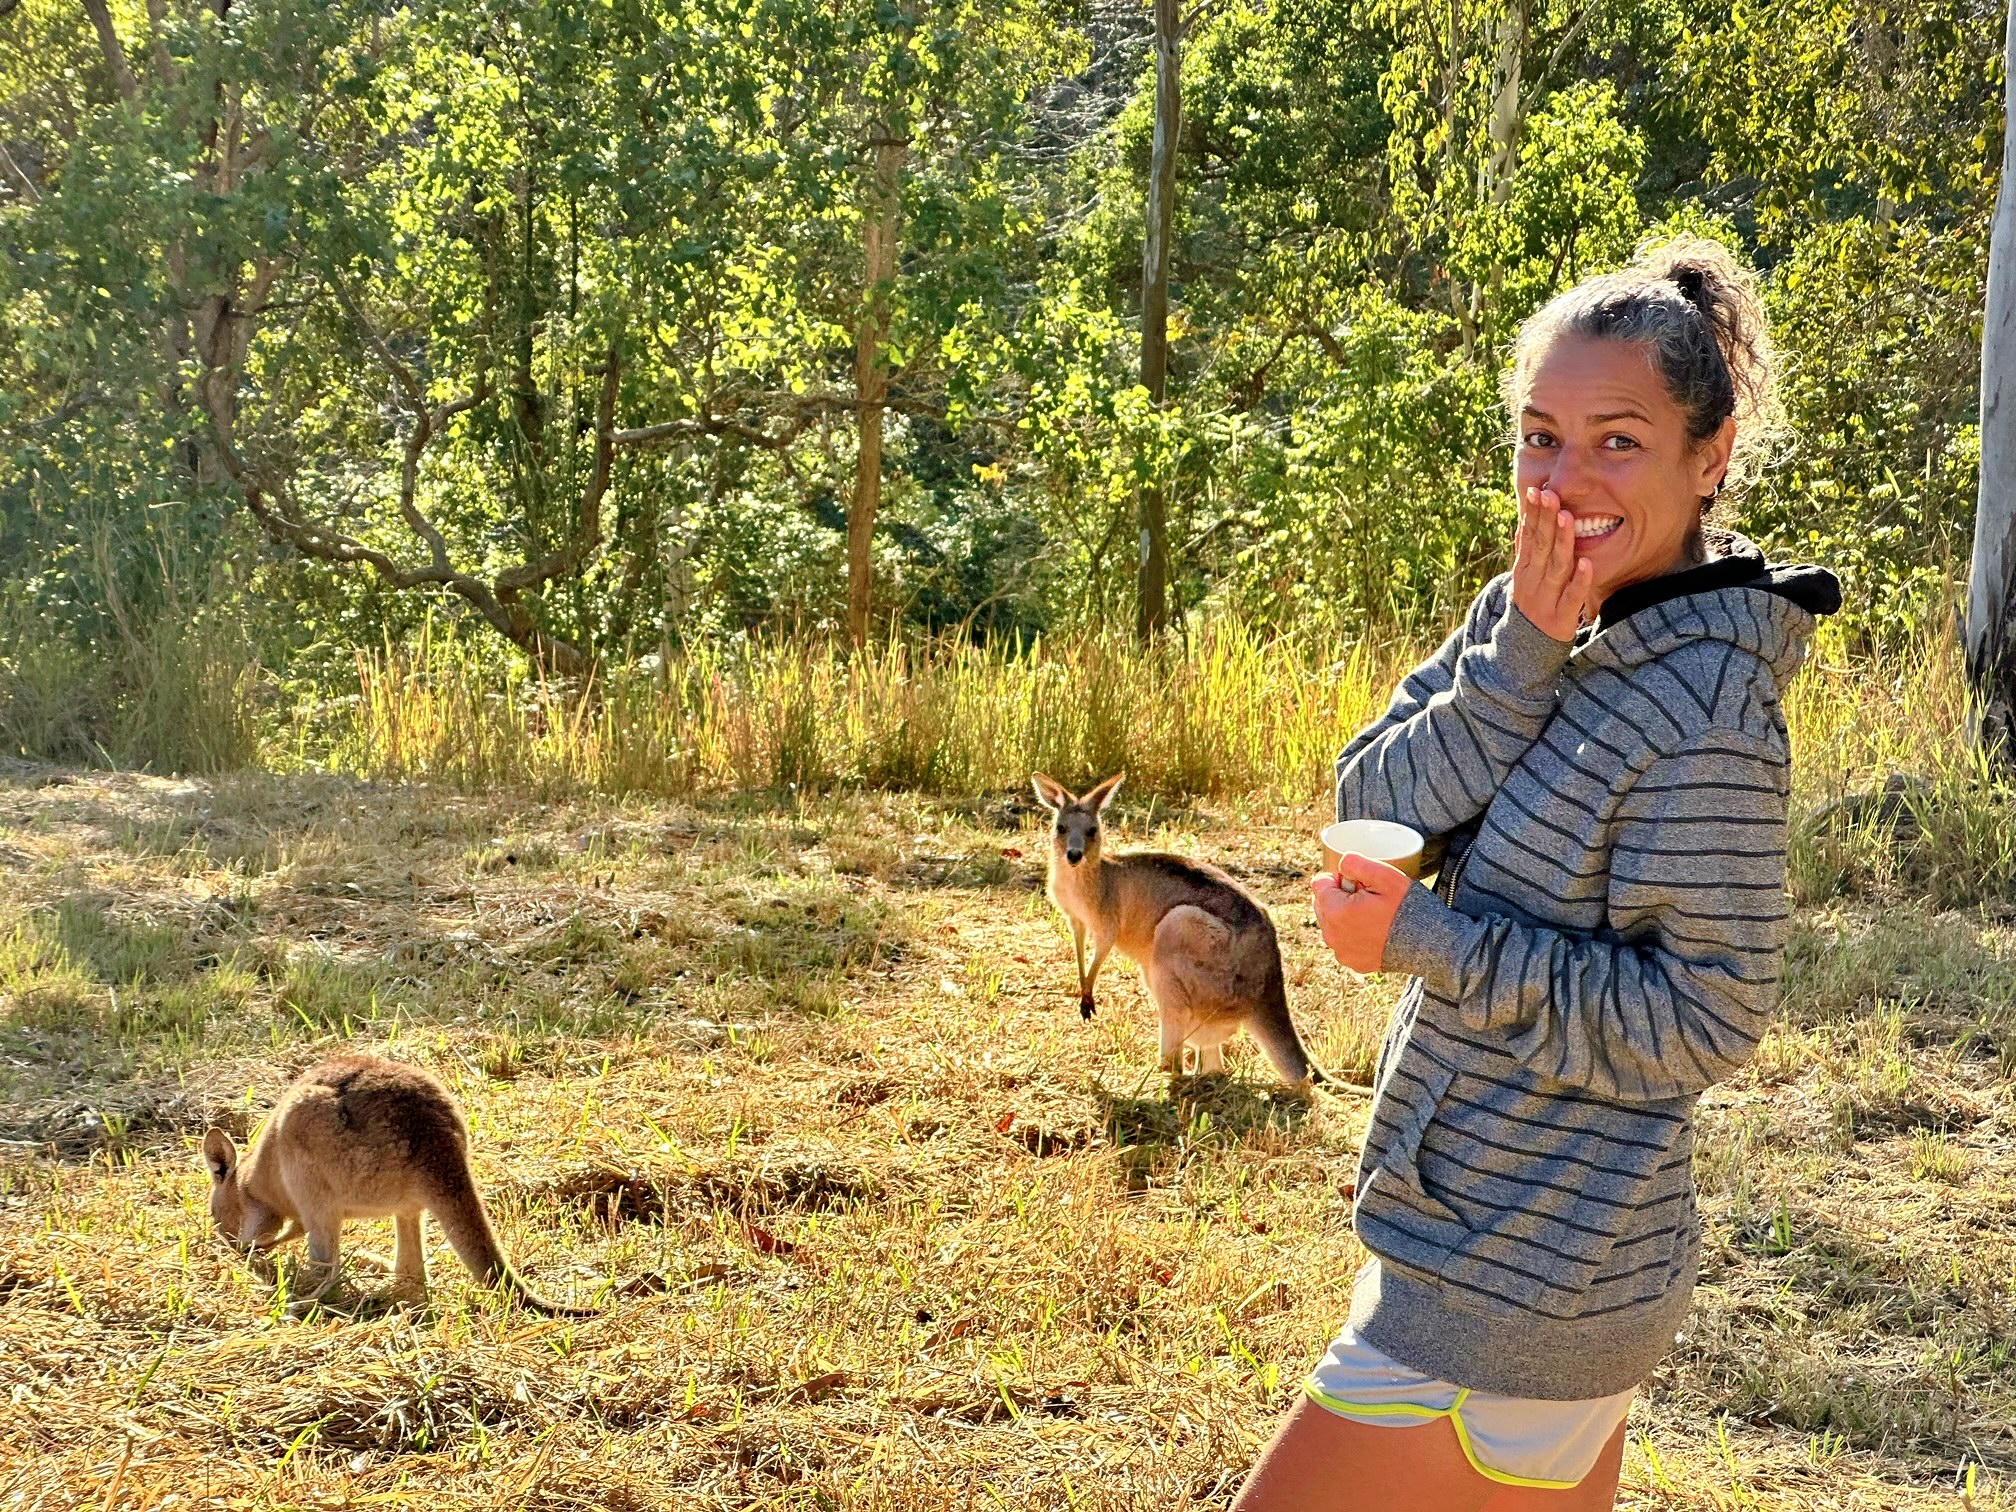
[1320, 818, 1425, 891]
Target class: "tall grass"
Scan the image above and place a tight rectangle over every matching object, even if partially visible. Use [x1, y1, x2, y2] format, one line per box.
[307, 618, 1413, 805]
[302, 609, 2016, 911]
[0, 543, 263, 775]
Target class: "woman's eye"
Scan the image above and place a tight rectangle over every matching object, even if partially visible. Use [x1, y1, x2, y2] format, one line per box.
[1602, 434, 1640, 451]
[1521, 431, 1556, 449]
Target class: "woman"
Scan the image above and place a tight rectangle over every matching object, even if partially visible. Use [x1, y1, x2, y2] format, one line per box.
[1233, 237, 1839, 1511]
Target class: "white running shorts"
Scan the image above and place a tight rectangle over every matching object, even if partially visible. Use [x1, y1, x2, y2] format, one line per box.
[1304, 1321, 1637, 1489]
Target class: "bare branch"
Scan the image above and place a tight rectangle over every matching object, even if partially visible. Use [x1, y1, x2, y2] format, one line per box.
[142, 0, 181, 88]
[1178, 0, 1227, 38]
[1536, 2, 1598, 96]
[610, 414, 804, 451]
[0, 141, 40, 203]
[80, 0, 138, 102]
[326, 268, 426, 413]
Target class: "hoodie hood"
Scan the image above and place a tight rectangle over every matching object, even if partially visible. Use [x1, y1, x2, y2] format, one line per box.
[1579, 530, 1840, 683]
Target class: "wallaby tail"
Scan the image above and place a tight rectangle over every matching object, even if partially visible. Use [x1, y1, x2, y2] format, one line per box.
[432, 1172, 600, 1318]
[1247, 957, 1328, 1089]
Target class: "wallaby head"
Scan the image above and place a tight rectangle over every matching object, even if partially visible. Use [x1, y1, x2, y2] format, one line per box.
[200, 1127, 287, 1252]
[1032, 772, 1124, 868]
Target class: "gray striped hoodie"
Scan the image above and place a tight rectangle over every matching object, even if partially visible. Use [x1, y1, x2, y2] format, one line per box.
[1336, 536, 1839, 1400]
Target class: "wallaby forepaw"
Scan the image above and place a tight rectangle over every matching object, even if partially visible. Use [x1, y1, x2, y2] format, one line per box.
[1079, 996, 1096, 1021]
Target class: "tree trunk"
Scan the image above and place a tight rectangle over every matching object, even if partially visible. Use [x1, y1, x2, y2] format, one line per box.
[1966, 0, 2016, 756]
[849, 128, 904, 647]
[1136, 0, 1181, 642]
[1466, 0, 1528, 349]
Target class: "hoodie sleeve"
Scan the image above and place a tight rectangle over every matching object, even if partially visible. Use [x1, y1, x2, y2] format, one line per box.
[1380, 724, 1790, 1102]
[1336, 576, 1574, 848]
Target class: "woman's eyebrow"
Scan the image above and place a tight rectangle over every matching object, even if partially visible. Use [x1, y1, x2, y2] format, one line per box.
[1590, 408, 1653, 424]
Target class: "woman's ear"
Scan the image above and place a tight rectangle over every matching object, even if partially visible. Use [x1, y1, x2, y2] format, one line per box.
[1697, 416, 1737, 500]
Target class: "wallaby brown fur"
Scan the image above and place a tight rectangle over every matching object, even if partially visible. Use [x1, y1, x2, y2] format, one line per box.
[1031, 772, 1327, 1086]
[201, 1054, 595, 1315]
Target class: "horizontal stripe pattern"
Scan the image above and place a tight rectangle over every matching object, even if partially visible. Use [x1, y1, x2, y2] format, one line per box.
[1338, 566, 1817, 1396]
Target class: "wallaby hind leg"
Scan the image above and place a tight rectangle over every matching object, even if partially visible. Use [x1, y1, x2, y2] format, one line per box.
[391, 1213, 429, 1303]
[1156, 1008, 1188, 1075]
[1146, 906, 1233, 1077]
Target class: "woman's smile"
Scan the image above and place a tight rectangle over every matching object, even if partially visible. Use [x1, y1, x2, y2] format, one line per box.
[1572, 515, 1623, 542]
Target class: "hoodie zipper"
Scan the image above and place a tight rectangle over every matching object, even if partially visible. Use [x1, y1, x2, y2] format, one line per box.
[1436, 837, 1473, 906]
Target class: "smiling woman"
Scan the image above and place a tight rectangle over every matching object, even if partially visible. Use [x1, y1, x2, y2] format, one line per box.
[1233, 238, 1840, 1512]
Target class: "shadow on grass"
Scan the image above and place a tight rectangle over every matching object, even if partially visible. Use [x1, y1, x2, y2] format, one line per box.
[1095, 1073, 1318, 1146]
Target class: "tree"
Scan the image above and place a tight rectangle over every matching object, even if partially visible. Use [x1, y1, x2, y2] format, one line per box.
[1134, 0, 1224, 640]
[1967, 0, 2016, 752]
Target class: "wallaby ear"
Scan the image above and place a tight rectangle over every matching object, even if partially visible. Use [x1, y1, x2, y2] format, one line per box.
[1086, 772, 1125, 813]
[202, 1127, 238, 1182]
[1031, 773, 1070, 811]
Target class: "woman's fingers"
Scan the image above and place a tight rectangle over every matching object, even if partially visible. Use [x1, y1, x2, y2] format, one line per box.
[1543, 488, 1575, 588]
[1525, 486, 1555, 582]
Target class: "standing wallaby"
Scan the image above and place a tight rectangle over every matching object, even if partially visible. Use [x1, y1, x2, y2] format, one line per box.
[1032, 772, 1327, 1086]
[201, 1054, 596, 1316]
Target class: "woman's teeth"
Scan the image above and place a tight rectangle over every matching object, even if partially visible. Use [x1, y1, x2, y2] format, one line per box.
[1573, 516, 1622, 539]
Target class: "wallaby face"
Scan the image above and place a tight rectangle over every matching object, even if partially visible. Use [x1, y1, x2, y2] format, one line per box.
[202, 1128, 288, 1252]
[1033, 771, 1122, 869]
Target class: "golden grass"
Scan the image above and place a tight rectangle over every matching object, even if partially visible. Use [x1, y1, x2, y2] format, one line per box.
[1, 759, 2012, 1509]
[302, 617, 1414, 804]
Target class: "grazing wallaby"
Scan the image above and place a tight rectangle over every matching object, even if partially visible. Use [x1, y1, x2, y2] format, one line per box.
[201, 1054, 596, 1316]
[1032, 772, 1326, 1086]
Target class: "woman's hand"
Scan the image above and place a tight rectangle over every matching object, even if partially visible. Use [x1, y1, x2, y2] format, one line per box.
[1512, 485, 1595, 642]
[1310, 855, 1413, 974]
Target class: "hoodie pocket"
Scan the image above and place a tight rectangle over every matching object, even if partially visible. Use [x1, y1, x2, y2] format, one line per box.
[1362, 1046, 1463, 1224]
[1427, 1115, 1675, 1317]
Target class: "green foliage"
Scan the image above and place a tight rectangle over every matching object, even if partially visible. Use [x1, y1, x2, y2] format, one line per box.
[0, 0, 1998, 746]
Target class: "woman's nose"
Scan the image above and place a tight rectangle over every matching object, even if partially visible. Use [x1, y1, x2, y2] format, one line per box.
[1543, 442, 1591, 500]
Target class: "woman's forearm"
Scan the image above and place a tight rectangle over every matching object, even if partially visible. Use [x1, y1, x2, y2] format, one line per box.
[1336, 576, 1573, 840]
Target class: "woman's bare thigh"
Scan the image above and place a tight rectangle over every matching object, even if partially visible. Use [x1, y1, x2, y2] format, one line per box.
[1231, 1396, 1624, 1512]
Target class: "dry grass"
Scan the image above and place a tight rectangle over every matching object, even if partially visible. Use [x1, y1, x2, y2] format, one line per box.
[0, 758, 2011, 1510]
[297, 617, 1414, 803]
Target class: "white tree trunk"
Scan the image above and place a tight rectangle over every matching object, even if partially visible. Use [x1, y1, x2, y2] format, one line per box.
[1966, 0, 2016, 752]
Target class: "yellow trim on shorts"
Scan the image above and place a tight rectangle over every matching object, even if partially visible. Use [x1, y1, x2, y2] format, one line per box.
[1302, 1379, 1583, 1491]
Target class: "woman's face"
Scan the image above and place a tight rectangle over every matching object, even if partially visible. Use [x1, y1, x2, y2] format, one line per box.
[1513, 334, 1735, 604]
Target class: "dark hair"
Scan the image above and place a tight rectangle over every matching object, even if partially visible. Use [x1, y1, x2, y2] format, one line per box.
[1504, 234, 1783, 502]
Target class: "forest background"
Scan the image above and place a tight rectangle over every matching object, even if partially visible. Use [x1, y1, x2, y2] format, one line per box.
[0, 0, 2001, 778]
